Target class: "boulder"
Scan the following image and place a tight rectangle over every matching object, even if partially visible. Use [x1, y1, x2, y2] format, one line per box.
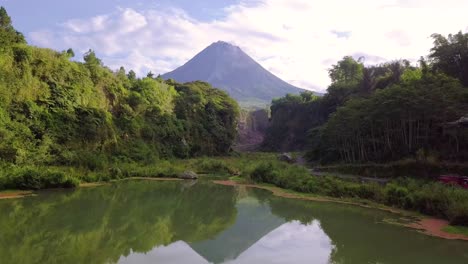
[278, 153, 295, 163]
[179, 171, 198, 180]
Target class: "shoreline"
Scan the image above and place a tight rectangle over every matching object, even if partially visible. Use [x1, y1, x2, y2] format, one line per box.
[0, 190, 35, 199]
[0, 177, 183, 199]
[3, 177, 467, 241]
[213, 180, 468, 241]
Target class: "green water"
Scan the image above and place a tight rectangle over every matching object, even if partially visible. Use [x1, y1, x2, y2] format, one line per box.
[0, 180, 467, 264]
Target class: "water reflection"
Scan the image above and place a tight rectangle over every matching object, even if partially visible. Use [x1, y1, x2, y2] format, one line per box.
[119, 221, 333, 264]
[0, 181, 237, 264]
[0, 181, 467, 264]
[224, 220, 333, 264]
[118, 241, 207, 264]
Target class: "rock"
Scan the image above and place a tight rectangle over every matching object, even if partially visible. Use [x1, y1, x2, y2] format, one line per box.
[278, 153, 295, 163]
[179, 171, 198, 180]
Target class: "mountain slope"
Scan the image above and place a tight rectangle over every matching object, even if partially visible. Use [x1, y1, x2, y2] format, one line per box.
[162, 41, 309, 104]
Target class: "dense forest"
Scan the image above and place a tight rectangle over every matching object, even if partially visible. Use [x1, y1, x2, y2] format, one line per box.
[264, 31, 468, 164]
[0, 7, 238, 170]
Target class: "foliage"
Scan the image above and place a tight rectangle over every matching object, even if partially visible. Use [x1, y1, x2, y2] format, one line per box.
[196, 158, 237, 175]
[247, 161, 468, 225]
[264, 29, 468, 164]
[1, 166, 79, 190]
[0, 7, 239, 178]
[430, 31, 468, 86]
[310, 73, 468, 163]
[328, 56, 364, 85]
[0, 7, 25, 48]
[314, 160, 468, 179]
[262, 92, 325, 151]
[442, 225, 468, 236]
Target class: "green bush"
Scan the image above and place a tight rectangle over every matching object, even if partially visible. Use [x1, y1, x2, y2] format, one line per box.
[447, 200, 468, 225]
[445, 189, 468, 225]
[6, 168, 79, 190]
[315, 160, 468, 179]
[250, 162, 279, 183]
[385, 184, 411, 208]
[247, 161, 468, 226]
[118, 161, 185, 179]
[197, 158, 237, 175]
[72, 151, 109, 171]
[0, 176, 6, 190]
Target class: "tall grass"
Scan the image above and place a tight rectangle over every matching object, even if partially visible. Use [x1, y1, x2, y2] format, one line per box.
[248, 161, 468, 226]
[0, 166, 79, 190]
[0, 153, 280, 191]
[315, 159, 468, 179]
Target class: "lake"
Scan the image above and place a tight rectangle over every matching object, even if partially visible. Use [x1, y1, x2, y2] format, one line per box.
[0, 180, 467, 264]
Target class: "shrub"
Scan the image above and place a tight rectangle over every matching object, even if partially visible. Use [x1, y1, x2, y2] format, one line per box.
[0, 175, 7, 190]
[247, 162, 468, 226]
[7, 168, 79, 190]
[385, 184, 411, 208]
[72, 151, 108, 171]
[446, 189, 468, 225]
[197, 159, 236, 174]
[250, 162, 278, 183]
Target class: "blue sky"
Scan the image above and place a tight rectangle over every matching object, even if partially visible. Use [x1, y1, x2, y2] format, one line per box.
[2, 0, 240, 32]
[1, 0, 468, 91]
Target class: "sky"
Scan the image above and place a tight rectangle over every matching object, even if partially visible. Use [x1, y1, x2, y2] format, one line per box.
[1, 0, 468, 92]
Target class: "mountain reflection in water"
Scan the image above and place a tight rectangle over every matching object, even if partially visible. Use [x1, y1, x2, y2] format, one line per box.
[0, 181, 467, 264]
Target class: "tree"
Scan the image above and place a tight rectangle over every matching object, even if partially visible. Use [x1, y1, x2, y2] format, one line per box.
[66, 48, 75, 58]
[83, 49, 102, 66]
[127, 70, 137, 81]
[328, 56, 364, 85]
[0, 7, 12, 28]
[307, 73, 468, 163]
[429, 31, 468, 86]
[0, 6, 26, 47]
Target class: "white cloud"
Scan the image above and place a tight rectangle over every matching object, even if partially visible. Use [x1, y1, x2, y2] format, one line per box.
[29, 0, 468, 92]
[224, 220, 333, 264]
[62, 15, 110, 33]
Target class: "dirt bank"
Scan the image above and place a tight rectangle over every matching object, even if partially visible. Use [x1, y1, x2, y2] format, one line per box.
[0, 191, 34, 200]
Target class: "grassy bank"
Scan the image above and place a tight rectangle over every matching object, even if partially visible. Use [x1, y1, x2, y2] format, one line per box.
[0, 153, 278, 191]
[2, 152, 468, 228]
[315, 160, 468, 179]
[244, 160, 468, 226]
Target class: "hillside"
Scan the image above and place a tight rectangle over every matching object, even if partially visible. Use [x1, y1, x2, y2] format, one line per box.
[0, 7, 239, 172]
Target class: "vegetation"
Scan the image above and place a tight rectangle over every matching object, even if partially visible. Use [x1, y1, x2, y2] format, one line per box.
[259, 29, 468, 226]
[262, 92, 324, 151]
[314, 160, 468, 179]
[311, 73, 468, 163]
[247, 161, 468, 225]
[1, 4, 468, 231]
[0, 8, 239, 190]
[264, 31, 468, 165]
[442, 225, 468, 236]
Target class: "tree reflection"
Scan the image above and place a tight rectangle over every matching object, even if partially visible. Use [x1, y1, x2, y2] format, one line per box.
[0, 181, 237, 264]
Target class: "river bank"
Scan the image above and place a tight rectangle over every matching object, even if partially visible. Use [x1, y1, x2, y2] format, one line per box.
[213, 179, 468, 241]
[2, 152, 468, 238]
[0, 177, 184, 199]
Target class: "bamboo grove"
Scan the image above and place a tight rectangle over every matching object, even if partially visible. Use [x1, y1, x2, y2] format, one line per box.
[265, 31, 468, 164]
